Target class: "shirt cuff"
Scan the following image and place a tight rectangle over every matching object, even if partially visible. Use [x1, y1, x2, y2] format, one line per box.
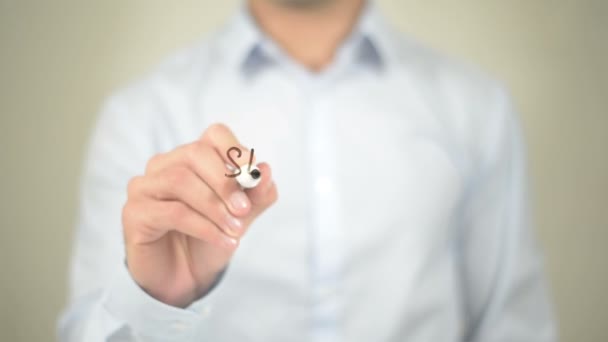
[103, 262, 214, 341]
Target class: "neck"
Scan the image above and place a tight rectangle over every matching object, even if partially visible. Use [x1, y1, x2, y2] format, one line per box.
[249, 0, 366, 71]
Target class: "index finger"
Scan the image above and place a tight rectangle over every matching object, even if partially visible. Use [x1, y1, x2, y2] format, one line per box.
[201, 123, 257, 170]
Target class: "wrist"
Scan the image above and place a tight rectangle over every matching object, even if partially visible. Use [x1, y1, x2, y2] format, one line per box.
[128, 263, 226, 308]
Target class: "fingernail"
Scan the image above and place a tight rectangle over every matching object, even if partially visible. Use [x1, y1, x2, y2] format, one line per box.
[226, 215, 244, 235]
[230, 191, 250, 213]
[222, 236, 238, 249]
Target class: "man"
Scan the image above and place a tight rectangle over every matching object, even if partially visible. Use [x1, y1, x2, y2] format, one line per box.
[58, 0, 557, 341]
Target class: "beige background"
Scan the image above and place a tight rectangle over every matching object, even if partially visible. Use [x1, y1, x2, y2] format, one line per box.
[1, 1, 606, 341]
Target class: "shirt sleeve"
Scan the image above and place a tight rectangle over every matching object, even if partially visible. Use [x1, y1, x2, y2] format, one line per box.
[458, 86, 558, 341]
[57, 94, 214, 342]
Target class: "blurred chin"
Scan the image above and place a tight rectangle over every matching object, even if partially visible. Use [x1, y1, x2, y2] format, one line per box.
[271, 0, 335, 8]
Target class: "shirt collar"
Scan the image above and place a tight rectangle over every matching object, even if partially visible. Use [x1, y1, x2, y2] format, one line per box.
[220, 1, 394, 76]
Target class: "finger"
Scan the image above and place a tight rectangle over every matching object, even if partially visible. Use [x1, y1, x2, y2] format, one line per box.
[237, 182, 278, 233]
[144, 142, 253, 217]
[185, 143, 253, 217]
[201, 123, 257, 168]
[132, 199, 239, 250]
[137, 166, 248, 238]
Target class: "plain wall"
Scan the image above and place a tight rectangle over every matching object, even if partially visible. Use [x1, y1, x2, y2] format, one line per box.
[1, 1, 606, 341]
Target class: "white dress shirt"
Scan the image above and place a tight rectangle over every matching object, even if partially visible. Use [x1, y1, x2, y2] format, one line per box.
[58, 3, 557, 341]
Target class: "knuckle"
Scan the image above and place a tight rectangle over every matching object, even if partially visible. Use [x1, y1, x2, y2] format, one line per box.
[184, 142, 203, 166]
[203, 122, 231, 142]
[145, 153, 164, 174]
[207, 122, 229, 136]
[164, 167, 190, 190]
[126, 176, 143, 196]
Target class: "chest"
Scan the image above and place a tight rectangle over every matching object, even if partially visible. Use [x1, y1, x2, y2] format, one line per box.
[168, 75, 468, 338]
[195, 76, 464, 244]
